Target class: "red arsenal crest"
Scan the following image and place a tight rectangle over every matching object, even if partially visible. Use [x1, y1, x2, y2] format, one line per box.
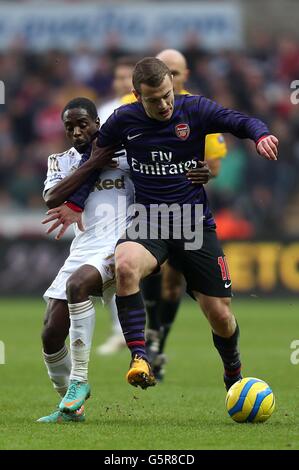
[175, 123, 190, 140]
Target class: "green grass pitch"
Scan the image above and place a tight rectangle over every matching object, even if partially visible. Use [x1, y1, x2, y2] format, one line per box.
[0, 297, 299, 450]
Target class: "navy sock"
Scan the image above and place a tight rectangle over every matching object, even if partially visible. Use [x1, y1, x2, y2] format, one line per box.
[116, 292, 148, 360]
[212, 324, 242, 381]
[158, 298, 181, 353]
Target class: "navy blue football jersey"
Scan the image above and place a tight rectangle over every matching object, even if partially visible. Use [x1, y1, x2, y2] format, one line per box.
[97, 94, 269, 226]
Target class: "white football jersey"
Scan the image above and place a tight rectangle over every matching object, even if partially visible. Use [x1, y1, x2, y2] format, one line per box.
[43, 147, 134, 252]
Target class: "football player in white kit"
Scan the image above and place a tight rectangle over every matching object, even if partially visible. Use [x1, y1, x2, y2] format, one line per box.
[37, 97, 134, 423]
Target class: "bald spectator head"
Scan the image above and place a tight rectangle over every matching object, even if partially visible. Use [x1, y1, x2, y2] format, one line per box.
[156, 49, 189, 93]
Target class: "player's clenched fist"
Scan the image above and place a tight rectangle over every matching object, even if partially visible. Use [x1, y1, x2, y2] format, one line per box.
[256, 135, 279, 161]
[186, 161, 212, 184]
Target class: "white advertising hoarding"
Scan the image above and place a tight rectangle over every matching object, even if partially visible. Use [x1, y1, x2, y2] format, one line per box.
[0, 2, 242, 51]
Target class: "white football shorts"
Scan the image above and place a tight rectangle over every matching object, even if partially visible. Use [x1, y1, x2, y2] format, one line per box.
[44, 247, 116, 305]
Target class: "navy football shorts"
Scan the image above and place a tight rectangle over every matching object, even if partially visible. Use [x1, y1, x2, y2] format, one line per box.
[116, 225, 232, 298]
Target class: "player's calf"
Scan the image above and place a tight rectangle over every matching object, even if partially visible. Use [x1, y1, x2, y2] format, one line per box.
[42, 299, 70, 354]
[42, 300, 71, 397]
[66, 270, 98, 393]
[116, 292, 148, 360]
[198, 295, 242, 390]
[115, 242, 160, 386]
[213, 323, 242, 391]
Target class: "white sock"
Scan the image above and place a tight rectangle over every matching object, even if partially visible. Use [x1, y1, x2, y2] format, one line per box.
[109, 295, 123, 335]
[43, 345, 71, 397]
[68, 299, 95, 383]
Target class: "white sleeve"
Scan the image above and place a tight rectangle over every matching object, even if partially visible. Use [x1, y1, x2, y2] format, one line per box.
[43, 153, 71, 197]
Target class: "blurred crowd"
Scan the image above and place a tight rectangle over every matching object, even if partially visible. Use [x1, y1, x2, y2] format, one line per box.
[1, 33, 299, 238]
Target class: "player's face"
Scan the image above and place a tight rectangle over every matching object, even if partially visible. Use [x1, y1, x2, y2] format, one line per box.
[113, 65, 134, 97]
[63, 108, 100, 152]
[137, 74, 174, 121]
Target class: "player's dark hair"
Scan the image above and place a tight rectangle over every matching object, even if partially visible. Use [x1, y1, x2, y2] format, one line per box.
[133, 57, 172, 94]
[61, 97, 98, 120]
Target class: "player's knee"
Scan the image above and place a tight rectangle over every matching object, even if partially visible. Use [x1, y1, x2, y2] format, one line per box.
[66, 273, 88, 303]
[116, 257, 140, 286]
[212, 303, 235, 337]
[213, 305, 232, 326]
[202, 297, 232, 322]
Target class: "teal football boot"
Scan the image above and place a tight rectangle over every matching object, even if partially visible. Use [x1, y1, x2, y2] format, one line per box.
[37, 405, 85, 423]
[59, 380, 91, 412]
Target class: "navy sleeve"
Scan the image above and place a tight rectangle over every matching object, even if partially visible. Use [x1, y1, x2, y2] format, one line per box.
[98, 109, 122, 146]
[67, 147, 99, 210]
[67, 172, 99, 209]
[198, 96, 270, 142]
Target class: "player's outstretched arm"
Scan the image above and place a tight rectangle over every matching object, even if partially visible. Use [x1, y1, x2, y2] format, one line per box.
[200, 97, 279, 160]
[44, 143, 117, 209]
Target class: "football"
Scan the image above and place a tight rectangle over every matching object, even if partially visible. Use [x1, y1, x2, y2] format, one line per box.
[225, 377, 275, 423]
